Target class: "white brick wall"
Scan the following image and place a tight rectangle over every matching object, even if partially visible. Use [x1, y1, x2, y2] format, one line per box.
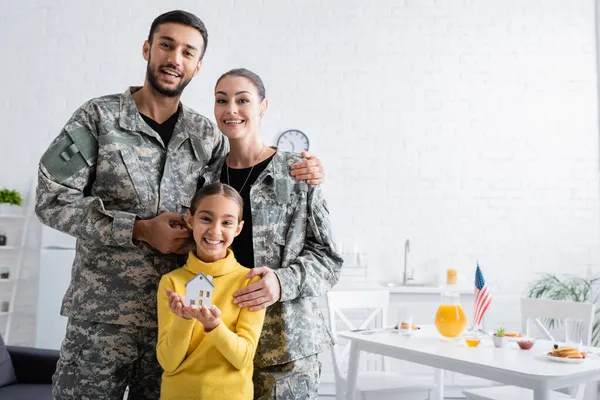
[1, 0, 599, 343]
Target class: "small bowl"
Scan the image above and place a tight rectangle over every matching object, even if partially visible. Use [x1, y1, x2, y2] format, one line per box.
[517, 339, 535, 350]
[464, 335, 481, 348]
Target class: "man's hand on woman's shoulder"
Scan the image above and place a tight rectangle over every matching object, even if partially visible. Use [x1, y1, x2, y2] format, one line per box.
[290, 152, 324, 185]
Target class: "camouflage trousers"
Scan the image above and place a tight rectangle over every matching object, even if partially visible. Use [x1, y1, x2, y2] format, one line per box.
[253, 354, 322, 400]
[52, 319, 161, 400]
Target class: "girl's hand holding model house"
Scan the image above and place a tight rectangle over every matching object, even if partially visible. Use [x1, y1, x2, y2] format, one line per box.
[165, 288, 222, 331]
[166, 288, 194, 320]
[188, 305, 222, 332]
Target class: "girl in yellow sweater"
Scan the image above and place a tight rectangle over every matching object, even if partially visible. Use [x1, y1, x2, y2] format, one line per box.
[157, 182, 266, 400]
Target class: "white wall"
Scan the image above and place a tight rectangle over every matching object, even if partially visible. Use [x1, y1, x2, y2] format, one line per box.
[1, 0, 599, 342]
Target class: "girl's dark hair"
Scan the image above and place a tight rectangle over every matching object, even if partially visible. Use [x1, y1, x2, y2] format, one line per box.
[189, 182, 243, 222]
[148, 10, 209, 60]
[215, 68, 266, 100]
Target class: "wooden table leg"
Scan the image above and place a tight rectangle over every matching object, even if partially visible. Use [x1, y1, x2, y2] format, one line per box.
[434, 368, 444, 400]
[345, 341, 360, 400]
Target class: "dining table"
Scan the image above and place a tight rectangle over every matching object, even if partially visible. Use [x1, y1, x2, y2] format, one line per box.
[339, 327, 600, 400]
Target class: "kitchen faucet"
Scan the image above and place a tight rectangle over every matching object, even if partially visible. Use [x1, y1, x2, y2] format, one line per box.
[403, 239, 412, 284]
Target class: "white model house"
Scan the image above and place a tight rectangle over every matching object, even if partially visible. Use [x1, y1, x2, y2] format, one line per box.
[184, 273, 215, 307]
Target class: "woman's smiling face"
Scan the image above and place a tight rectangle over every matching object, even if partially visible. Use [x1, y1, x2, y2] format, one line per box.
[214, 75, 267, 140]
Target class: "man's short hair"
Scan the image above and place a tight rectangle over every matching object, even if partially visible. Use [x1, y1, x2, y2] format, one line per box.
[148, 10, 208, 59]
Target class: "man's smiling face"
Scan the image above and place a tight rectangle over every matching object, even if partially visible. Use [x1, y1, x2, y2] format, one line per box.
[143, 22, 204, 97]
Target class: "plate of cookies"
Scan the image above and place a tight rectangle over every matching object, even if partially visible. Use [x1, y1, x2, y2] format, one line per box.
[394, 322, 420, 331]
[546, 345, 587, 364]
[392, 321, 420, 336]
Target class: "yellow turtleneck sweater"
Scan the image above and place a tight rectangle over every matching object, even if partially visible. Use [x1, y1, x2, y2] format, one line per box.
[157, 249, 266, 400]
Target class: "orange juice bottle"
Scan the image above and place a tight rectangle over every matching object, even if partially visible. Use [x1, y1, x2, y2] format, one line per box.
[435, 291, 467, 339]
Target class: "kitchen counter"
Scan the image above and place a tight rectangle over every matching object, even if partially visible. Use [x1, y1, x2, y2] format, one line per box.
[332, 279, 474, 295]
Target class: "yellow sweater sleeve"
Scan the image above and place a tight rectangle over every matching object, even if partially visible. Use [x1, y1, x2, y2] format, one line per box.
[157, 275, 197, 373]
[205, 276, 266, 370]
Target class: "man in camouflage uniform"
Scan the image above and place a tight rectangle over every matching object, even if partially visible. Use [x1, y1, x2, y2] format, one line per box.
[35, 10, 323, 400]
[200, 150, 343, 400]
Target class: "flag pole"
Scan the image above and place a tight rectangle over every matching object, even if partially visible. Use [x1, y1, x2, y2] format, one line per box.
[471, 261, 478, 332]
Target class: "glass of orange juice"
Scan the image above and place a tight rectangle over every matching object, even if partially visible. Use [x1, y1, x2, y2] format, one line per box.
[434, 291, 467, 340]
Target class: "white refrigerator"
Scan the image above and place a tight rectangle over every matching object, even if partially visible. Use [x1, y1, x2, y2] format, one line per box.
[36, 226, 76, 350]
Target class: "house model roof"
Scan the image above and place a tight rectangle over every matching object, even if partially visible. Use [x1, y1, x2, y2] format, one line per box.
[185, 272, 215, 288]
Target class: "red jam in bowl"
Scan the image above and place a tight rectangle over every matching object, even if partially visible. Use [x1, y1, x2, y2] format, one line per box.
[517, 340, 535, 350]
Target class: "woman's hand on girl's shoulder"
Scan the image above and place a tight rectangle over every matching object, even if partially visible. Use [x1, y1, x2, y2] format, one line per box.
[233, 267, 281, 311]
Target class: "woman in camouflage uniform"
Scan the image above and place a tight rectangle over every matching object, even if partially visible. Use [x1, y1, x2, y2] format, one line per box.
[193, 69, 343, 399]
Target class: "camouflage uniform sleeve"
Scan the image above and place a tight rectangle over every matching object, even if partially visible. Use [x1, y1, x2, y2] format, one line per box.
[274, 187, 343, 302]
[35, 106, 137, 247]
[210, 122, 229, 163]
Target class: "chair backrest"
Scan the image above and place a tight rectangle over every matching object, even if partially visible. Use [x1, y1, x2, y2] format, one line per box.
[327, 290, 390, 336]
[520, 297, 596, 400]
[520, 297, 595, 345]
[326, 290, 390, 388]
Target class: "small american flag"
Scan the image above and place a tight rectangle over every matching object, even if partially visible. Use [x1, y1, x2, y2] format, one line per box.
[473, 263, 491, 327]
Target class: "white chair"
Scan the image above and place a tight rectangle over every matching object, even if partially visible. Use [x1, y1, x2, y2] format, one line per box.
[326, 290, 435, 400]
[464, 297, 596, 400]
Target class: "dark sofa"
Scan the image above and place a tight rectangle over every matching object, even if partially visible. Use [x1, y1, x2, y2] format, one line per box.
[0, 334, 59, 400]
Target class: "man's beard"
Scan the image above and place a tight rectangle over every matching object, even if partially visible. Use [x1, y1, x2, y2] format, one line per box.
[146, 58, 193, 97]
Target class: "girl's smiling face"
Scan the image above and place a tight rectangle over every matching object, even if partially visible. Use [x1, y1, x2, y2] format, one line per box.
[186, 194, 243, 262]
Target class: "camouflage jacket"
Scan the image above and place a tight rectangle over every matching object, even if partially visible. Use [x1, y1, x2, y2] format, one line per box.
[35, 87, 228, 327]
[198, 150, 343, 367]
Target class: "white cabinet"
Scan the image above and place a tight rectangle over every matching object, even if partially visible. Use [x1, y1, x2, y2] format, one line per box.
[36, 226, 76, 350]
[36, 248, 73, 350]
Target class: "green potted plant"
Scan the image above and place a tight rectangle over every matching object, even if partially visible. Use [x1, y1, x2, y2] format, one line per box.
[492, 327, 507, 348]
[0, 188, 23, 215]
[528, 273, 600, 346]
